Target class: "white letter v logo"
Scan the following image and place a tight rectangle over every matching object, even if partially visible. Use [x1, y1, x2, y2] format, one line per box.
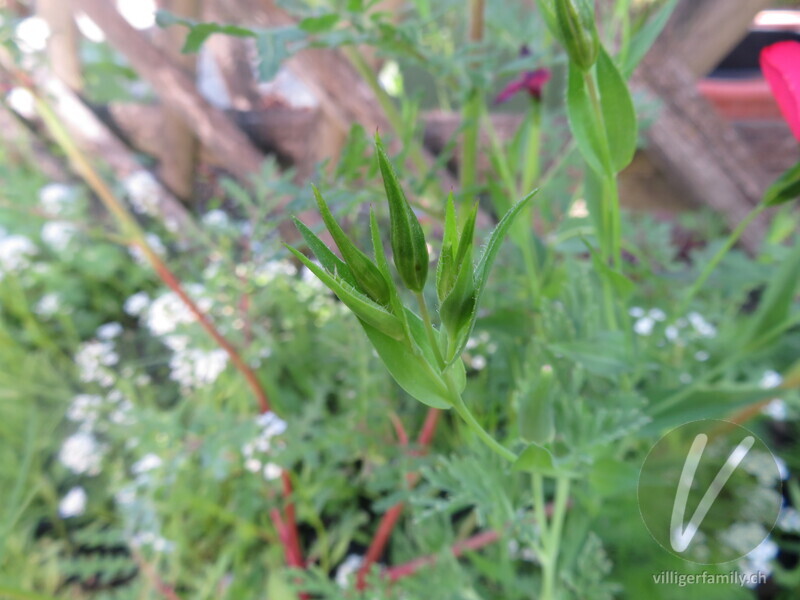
[670, 433, 755, 552]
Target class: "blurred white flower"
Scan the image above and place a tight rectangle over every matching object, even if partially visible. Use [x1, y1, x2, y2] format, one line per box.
[66, 394, 103, 429]
[41, 221, 77, 252]
[123, 170, 161, 216]
[59, 432, 103, 475]
[256, 412, 288, 438]
[35, 293, 61, 317]
[778, 507, 800, 533]
[263, 462, 282, 481]
[96, 322, 123, 340]
[471, 355, 487, 370]
[648, 308, 666, 321]
[0, 234, 37, 273]
[75, 340, 119, 385]
[254, 259, 298, 285]
[130, 531, 174, 553]
[740, 537, 778, 587]
[129, 233, 166, 266]
[15, 17, 49, 52]
[688, 312, 717, 338]
[629, 306, 645, 318]
[116, 0, 156, 30]
[202, 209, 230, 229]
[132, 453, 163, 475]
[124, 291, 150, 316]
[169, 348, 228, 388]
[39, 183, 77, 215]
[633, 316, 655, 336]
[664, 325, 679, 341]
[760, 370, 782, 389]
[762, 398, 787, 421]
[146, 286, 209, 336]
[244, 458, 262, 473]
[335, 554, 364, 588]
[75, 13, 105, 42]
[58, 487, 88, 518]
[6, 87, 36, 119]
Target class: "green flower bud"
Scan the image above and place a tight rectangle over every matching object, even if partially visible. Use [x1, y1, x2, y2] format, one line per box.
[555, 0, 599, 71]
[313, 186, 391, 306]
[518, 365, 556, 444]
[375, 138, 429, 293]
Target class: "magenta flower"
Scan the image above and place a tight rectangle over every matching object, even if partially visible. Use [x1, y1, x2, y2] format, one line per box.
[494, 68, 552, 104]
[761, 40, 800, 141]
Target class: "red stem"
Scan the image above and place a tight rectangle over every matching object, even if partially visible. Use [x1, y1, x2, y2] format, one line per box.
[281, 470, 304, 568]
[149, 254, 270, 414]
[384, 529, 500, 581]
[356, 408, 441, 589]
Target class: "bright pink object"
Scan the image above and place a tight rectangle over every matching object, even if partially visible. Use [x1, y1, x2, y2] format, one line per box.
[494, 68, 551, 104]
[761, 40, 800, 140]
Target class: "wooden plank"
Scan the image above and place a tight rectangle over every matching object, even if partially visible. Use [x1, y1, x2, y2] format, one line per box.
[71, 0, 265, 181]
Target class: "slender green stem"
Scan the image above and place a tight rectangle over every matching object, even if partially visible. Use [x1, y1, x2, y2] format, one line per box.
[532, 473, 549, 546]
[521, 103, 542, 196]
[415, 292, 446, 369]
[446, 375, 517, 464]
[540, 477, 570, 600]
[679, 204, 766, 313]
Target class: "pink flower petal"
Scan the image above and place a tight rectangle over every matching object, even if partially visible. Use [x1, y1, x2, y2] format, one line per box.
[761, 41, 800, 141]
[494, 77, 526, 104]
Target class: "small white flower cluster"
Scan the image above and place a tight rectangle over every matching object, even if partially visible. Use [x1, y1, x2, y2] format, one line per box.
[335, 554, 364, 588]
[66, 388, 135, 434]
[465, 330, 497, 371]
[128, 233, 166, 266]
[39, 183, 78, 216]
[41, 221, 77, 252]
[0, 230, 37, 277]
[35, 293, 62, 317]
[630, 307, 718, 343]
[629, 306, 666, 336]
[739, 537, 778, 587]
[169, 348, 228, 389]
[75, 340, 120, 387]
[58, 486, 88, 518]
[759, 370, 788, 421]
[123, 171, 161, 217]
[242, 412, 287, 481]
[58, 431, 105, 476]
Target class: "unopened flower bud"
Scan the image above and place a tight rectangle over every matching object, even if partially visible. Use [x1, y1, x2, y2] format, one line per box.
[376, 138, 429, 293]
[555, 0, 599, 71]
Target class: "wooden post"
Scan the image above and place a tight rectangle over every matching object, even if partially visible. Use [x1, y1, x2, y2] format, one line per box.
[38, 0, 82, 90]
[666, 0, 773, 78]
[158, 0, 201, 201]
[71, 0, 265, 181]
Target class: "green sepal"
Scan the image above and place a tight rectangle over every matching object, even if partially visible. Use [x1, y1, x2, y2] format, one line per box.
[285, 244, 404, 340]
[313, 185, 392, 306]
[376, 137, 430, 293]
[555, 0, 599, 71]
[518, 365, 556, 445]
[361, 307, 465, 409]
[763, 159, 800, 206]
[446, 190, 538, 365]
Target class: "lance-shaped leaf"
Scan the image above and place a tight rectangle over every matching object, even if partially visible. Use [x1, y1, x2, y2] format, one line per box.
[436, 195, 459, 302]
[291, 217, 357, 289]
[446, 190, 538, 364]
[764, 159, 800, 206]
[313, 186, 391, 306]
[566, 61, 610, 176]
[376, 138, 430, 292]
[596, 47, 637, 173]
[285, 245, 405, 340]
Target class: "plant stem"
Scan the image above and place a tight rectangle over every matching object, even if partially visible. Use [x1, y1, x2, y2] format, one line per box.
[415, 292, 446, 369]
[447, 377, 517, 464]
[679, 203, 766, 313]
[540, 477, 570, 600]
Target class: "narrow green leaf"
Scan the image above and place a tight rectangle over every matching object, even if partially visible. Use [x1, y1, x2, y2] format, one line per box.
[298, 14, 340, 34]
[549, 332, 633, 378]
[313, 186, 391, 305]
[285, 245, 404, 340]
[764, 160, 800, 206]
[622, 0, 679, 77]
[584, 240, 635, 299]
[739, 240, 800, 351]
[596, 47, 637, 172]
[291, 217, 357, 288]
[566, 62, 608, 175]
